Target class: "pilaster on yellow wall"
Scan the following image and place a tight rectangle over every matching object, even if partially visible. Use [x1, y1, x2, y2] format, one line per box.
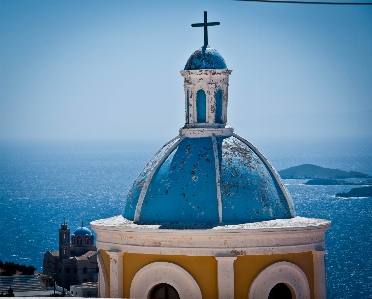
[312, 250, 327, 299]
[234, 252, 315, 299]
[107, 251, 124, 298]
[123, 253, 218, 299]
[99, 249, 111, 295]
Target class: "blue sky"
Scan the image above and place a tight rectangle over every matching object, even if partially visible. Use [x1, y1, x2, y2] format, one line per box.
[1, 0, 371, 142]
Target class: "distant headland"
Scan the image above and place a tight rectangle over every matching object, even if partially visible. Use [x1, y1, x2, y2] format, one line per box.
[336, 186, 372, 198]
[304, 179, 372, 186]
[278, 164, 371, 180]
[278, 164, 372, 198]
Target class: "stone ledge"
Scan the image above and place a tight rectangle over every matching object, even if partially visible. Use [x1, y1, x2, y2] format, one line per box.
[91, 215, 330, 232]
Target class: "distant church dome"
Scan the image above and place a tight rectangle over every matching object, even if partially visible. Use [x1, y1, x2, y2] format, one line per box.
[72, 225, 93, 237]
[184, 46, 227, 70]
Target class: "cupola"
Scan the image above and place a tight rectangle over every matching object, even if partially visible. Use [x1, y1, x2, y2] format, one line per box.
[123, 12, 295, 224]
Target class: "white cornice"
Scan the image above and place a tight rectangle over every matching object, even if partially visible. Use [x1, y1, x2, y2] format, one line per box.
[91, 215, 330, 233]
[179, 126, 234, 137]
[91, 216, 330, 255]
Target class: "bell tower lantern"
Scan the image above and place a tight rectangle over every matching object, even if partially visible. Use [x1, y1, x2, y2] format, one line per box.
[58, 219, 70, 259]
[181, 11, 232, 129]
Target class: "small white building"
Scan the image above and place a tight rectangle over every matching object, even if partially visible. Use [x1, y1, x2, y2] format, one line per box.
[70, 282, 98, 298]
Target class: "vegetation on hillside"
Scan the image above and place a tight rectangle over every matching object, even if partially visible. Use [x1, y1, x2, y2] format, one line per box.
[0, 260, 36, 276]
[0, 287, 14, 297]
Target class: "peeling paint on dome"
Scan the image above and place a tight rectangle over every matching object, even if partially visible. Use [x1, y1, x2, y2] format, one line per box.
[123, 137, 180, 218]
[123, 134, 294, 224]
[139, 137, 218, 223]
[184, 46, 227, 70]
[217, 136, 291, 222]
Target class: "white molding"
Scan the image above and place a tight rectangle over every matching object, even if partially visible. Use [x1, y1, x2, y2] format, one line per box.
[92, 216, 330, 256]
[96, 240, 326, 257]
[106, 251, 124, 298]
[232, 133, 296, 217]
[180, 69, 232, 78]
[215, 254, 237, 299]
[312, 250, 327, 299]
[248, 261, 310, 299]
[133, 135, 183, 222]
[92, 215, 330, 234]
[180, 127, 234, 138]
[97, 250, 109, 298]
[93, 229, 328, 257]
[211, 134, 223, 223]
[130, 262, 202, 299]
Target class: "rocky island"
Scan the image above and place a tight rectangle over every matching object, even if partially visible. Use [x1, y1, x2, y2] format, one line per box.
[336, 186, 372, 198]
[278, 164, 371, 180]
[304, 179, 372, 186]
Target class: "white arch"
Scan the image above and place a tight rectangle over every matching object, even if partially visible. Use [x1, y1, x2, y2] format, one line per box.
[248, 261, 310, 299]
[130, 262, 202, 299]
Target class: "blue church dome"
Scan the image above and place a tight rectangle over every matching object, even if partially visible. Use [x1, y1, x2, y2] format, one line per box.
[72, 226, 93, 237]
[184, 46, 227, 70]
[123, 135, 294, 224]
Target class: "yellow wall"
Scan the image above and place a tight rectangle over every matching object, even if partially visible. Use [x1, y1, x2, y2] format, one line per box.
[100, 250, 315, 299]
[234, 252, 315, 299]
[123, 253, 218, 299]
[99, 249, 111, 295]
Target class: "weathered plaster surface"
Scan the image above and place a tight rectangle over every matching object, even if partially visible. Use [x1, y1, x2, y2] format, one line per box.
[91, 215, 330, 256]
[92, 215, 329, 230]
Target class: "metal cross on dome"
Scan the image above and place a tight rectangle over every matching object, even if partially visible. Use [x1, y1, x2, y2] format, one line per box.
[191, 11, 220, 47]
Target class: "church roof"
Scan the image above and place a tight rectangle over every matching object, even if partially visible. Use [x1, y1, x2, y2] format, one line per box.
[50, 251, 59, 257]
[123, 134, 294, 224]
[72, 226, 92, 237]
[74, 251, 97, 260]
[184, 46, 227, 70]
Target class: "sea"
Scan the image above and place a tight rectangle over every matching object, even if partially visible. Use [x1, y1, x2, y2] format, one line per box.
[0, 138, 371, 299]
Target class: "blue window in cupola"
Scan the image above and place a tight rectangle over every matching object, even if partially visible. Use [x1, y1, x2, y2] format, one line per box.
[196, 89, 206, 123]
[215, 89, 223, 123]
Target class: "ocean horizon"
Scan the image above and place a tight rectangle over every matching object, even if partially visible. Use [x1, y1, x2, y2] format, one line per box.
[1, 137, 371, 298]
